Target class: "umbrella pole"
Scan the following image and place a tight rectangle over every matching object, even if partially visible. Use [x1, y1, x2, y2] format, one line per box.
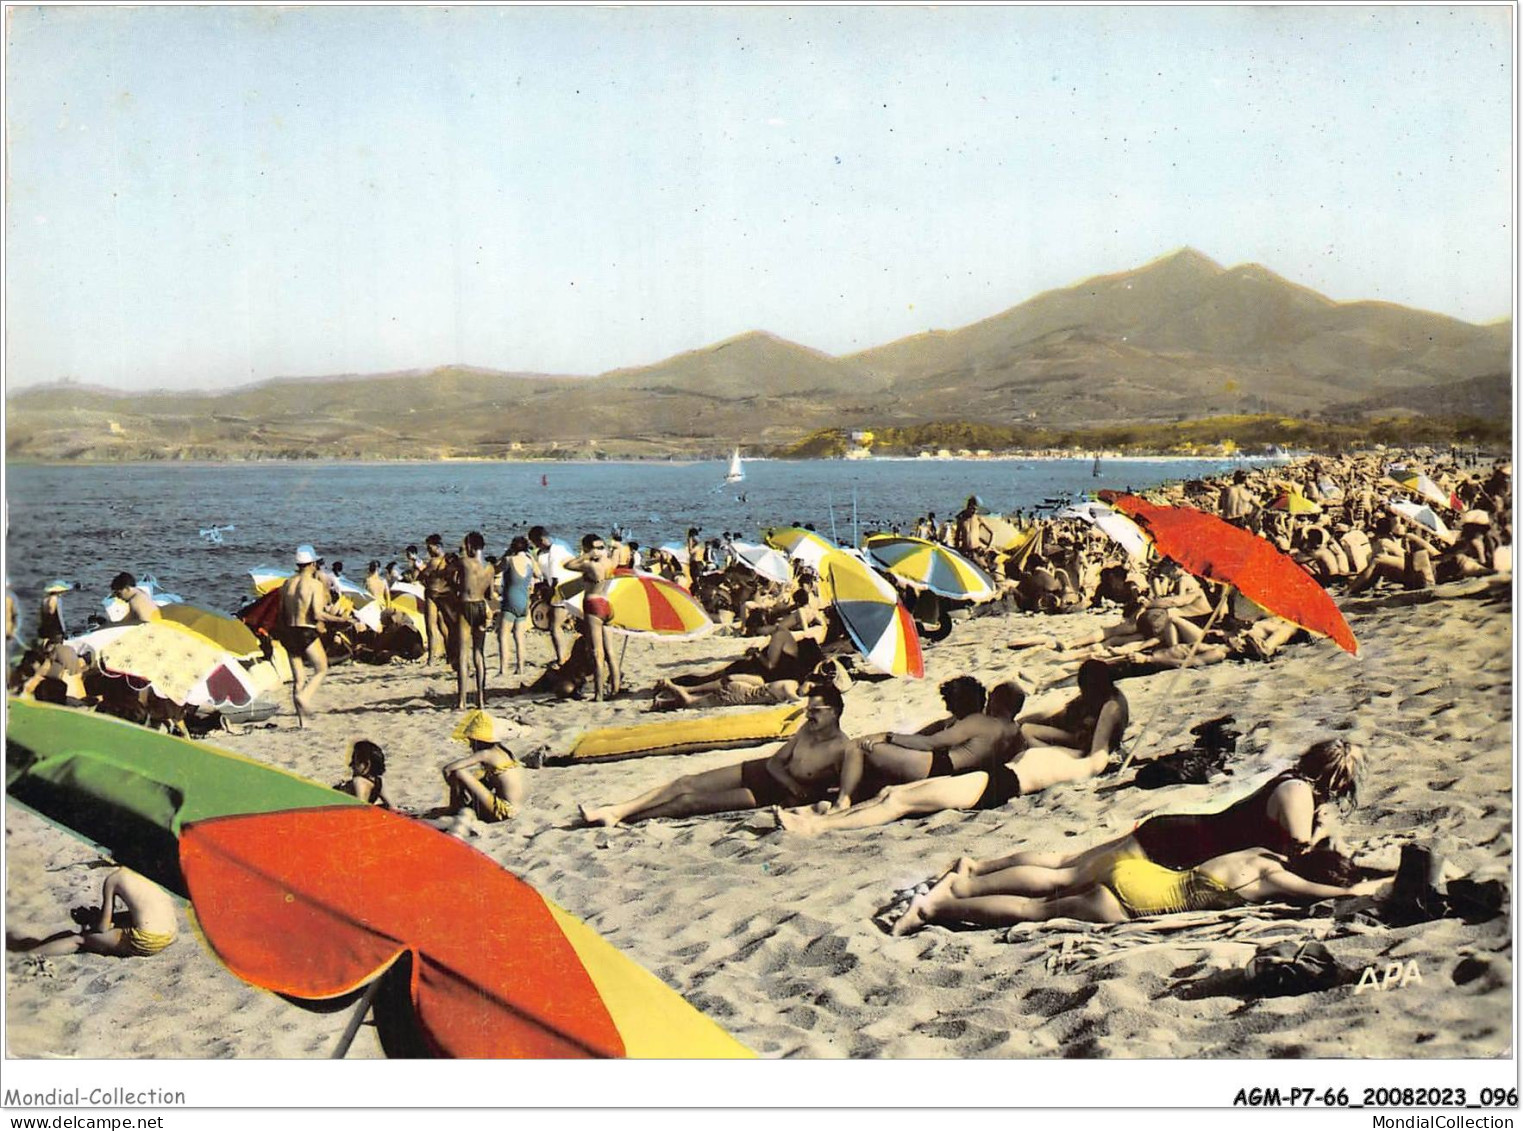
[1117, 584, 1233, 774]
[331, 976, 385, 1059]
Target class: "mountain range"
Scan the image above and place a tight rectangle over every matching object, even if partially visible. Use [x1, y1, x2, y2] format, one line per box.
[6, 249, 1510, 461]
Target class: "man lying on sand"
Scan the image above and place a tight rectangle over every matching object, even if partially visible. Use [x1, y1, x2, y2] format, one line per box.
[891, 844, 1391, 934]
[7, 866, 176, 959]
[580, 684, 849, 826]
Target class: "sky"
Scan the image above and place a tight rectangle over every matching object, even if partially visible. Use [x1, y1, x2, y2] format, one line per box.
[4, 5, 1514, 392]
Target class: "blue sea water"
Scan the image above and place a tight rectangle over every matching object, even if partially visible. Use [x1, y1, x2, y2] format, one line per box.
[4, 457, 1261, 622]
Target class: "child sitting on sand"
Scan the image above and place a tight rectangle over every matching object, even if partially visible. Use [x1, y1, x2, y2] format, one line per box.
[335, 739, 393, 808]
[7, 866, 177, 959]
[436, 710, 528, 829]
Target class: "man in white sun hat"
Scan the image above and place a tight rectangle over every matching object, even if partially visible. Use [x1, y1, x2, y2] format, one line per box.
[276, 544, 351, 726]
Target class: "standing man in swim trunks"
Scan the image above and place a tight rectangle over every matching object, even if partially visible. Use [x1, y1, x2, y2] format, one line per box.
[579, 685, 851, 826]
[109, 572, 162, 625]
[8, 866, 177, 958]
[529, 526, 575, 665]
[455, 532, 495, 710]
[418, 534, 451, 665]
[277, 544, 350, 726]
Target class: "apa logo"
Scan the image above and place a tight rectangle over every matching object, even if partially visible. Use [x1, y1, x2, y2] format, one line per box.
[1354, 960, 1422, 994]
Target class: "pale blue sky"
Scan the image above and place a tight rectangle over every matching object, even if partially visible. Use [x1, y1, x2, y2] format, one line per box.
[5, 5, 1513, 392]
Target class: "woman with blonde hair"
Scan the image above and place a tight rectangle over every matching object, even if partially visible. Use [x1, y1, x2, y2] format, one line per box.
[939, 736, 1365, 900]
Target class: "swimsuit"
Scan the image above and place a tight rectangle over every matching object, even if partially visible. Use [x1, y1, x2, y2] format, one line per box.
[928, 749, 955, 778]
[972, 762, 1023, 810]
[584, 594, 613, 621]
[739, 757, 811, 807]
[1132, 770, 1305, 869]
[502, 559, 532, 622]
[275, 625, 321, 656]
[1101, 857, 1246, 918]
[122, 928, 174, 957]
[477, 765, 518, 822]
[462, 599, 489, 630]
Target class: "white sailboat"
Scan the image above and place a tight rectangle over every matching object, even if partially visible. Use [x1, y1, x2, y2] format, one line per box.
[725, 448, 745, 483]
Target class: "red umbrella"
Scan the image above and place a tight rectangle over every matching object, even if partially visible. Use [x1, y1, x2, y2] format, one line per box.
[1100, 492, 1357, 655]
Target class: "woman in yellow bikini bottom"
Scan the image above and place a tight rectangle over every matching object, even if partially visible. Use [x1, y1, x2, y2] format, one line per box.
[891, 846, 1391, 935]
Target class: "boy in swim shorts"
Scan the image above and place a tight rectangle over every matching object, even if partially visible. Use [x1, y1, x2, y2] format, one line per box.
[9, 867, 176, 958]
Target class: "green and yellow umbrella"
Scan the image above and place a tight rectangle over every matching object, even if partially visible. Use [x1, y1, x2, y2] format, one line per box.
[5, 699, 750, 1059]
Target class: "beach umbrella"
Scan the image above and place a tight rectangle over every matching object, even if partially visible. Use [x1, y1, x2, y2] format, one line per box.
[1054, 502, 1150, 560]
[823, 557, 924, 678]
[1268, 490, 1322, 515]
[863, 534, 998, 603]
[158, 604, 263, 659]
[248, 566, 290, 596]
[5, 700, 751, 1060]
[729, 541, 793, 585]
[1388, 499, 1451, 539]
[1387, 466, 1460, 512]
[390, 580, 425, 602]
[91, 620, 261, 708]
[1101, 492, 1357, 655]
[656, 542, 690, 564]
[763, 527, 837, 570]
[556, 571, 713, 639]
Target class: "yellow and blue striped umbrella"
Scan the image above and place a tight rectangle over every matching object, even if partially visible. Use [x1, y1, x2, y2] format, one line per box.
[763, 526, 837, 570]
[864, 534, 998, 603]
[824, 556, 924, 678]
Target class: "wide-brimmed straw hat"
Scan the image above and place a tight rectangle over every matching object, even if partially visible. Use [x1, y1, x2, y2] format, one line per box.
[451, 709, 526, 745]
[43, 579, 74, 594]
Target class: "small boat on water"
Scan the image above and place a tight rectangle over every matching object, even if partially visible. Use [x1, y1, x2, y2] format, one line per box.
[725, 448, 745, 484]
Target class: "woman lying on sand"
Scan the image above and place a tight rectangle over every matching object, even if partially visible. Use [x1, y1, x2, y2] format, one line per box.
[580, 684, 849, 826]
[940, 736, 1363, 900]
[891, 843, 1390, 934]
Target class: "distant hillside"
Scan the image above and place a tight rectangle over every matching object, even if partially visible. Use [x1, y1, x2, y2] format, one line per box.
[7, 249, 1510, 460]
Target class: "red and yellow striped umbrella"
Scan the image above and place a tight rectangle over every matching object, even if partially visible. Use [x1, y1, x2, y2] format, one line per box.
[557, 571, 713, 639]
[7, 700, 751, 1059]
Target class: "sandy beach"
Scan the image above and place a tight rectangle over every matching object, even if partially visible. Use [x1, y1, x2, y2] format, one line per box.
[4, 561, 1511, 1061]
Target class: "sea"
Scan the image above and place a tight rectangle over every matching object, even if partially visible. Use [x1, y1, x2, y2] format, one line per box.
[4, 456, 1272, 620]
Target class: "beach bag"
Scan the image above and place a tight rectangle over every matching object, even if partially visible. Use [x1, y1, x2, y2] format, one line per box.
[1243, 940, 1349, 997]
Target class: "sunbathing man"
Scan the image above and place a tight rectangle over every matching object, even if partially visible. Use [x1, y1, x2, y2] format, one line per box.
[7, 866, 176, 959]
[455, 532, 496, 710]
[891, 843, 1390, 934]
[109, 572, 162, 625]
[650, 673, 805, 711]
[579, 684, 849, 826]
[438, 710, 528, 826]
[277, 544, 352, 726]
[838, 680, 1028, 805]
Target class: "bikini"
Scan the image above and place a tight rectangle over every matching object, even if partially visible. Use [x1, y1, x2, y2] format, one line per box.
[275, 624, 320, 656]
[972, 761, 1023, 810]
[462, 599, 490, 629]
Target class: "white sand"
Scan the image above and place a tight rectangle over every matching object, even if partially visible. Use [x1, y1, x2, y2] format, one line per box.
[4, 576, 1512, 1058]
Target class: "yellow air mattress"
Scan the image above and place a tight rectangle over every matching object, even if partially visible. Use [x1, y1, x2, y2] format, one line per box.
[562, 703, 805, 764]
